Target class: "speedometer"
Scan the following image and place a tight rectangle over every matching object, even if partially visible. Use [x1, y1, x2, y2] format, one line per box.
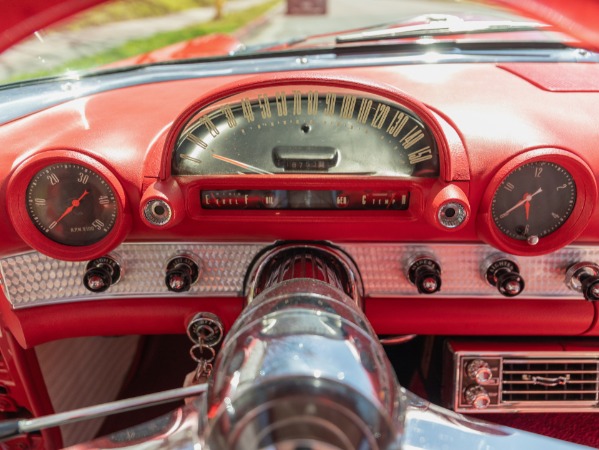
[172, 87, 439, 178]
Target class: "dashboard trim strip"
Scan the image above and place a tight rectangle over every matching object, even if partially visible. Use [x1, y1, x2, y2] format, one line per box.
[0, 242, 596, 309]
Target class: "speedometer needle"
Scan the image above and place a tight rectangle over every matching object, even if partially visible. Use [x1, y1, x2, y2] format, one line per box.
[49, 190, 90, 229]
[212, 154, 272, 175]
[499, 187, 542, 219]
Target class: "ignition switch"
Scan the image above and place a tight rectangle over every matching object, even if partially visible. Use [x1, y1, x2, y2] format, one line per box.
[483, 256, 525, 297]
[407, 256, 442, 294]
[83, 255, 121, 293]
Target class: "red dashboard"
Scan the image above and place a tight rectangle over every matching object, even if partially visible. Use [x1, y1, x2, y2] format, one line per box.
[1, 64, 599, 349]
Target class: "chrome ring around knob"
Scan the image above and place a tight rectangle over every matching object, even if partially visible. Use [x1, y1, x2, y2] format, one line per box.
[565, 262, 599, 301]
[143, 199, 172, 226]
[83, 255, 121, 293]
[464, 385, 491, 409]
[466, 359, 493, 385]
[165, 255, 200, 293]
[438, 202, 467, 229]
[482, 255, 525, 297]
[407, 255, 442, 295]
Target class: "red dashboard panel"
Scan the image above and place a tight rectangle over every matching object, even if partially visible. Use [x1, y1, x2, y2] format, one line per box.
[0, 63, 599, 345]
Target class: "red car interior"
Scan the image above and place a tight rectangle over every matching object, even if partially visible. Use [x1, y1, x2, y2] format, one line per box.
[0, 0, 598, 448]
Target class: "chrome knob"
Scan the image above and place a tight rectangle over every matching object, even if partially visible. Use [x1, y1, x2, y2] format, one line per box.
[165, 255, 200, 293]
[466, 359, 493, 384]
[565, 262, 599, 301]
[83, 255, 121, 293]
[483, 256, 524, 297]
[464, 385, 491, 409]
[407, 256, 442, 295]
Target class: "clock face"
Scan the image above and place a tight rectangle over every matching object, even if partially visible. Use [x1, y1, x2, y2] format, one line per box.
[491, 161, 576, 240]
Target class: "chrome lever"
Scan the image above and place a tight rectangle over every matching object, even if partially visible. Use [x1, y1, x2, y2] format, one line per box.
[0, 384, 207, 441]
[522, 374, 570, 387]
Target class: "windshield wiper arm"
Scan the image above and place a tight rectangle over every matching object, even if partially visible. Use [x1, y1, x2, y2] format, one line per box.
[336, 20, 550, 44]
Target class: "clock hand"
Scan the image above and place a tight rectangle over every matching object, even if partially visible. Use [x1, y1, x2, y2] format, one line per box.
[499, 187, 543, 219]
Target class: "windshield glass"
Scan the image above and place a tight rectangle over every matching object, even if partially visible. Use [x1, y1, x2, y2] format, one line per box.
[0, 0, 567, 85]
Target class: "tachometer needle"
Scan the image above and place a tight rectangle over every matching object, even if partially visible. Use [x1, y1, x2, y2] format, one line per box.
[499, 187, 542, 219]
[50, 190, 90, 229]
[211, 154, 272, 175]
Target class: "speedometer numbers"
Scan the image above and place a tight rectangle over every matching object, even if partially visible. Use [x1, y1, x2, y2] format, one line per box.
[173, 89, 439, 178]
[491, 162, 576, 241]
[26, 163, 118, 246]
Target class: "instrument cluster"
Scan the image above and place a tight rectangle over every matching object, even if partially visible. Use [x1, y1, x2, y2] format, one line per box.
[4, 76, 598, 263]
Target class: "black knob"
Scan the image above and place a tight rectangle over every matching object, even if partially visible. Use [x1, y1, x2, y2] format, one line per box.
[408, 257, 441, 294]
[485, 258, 524, 297]
[581, 274, 599, 301]
[83, 256, 121, 293]
[165, 256, 199, 293]
[565, 262, 599, 301]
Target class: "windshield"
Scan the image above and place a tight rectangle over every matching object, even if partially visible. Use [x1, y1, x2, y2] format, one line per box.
[0, 0, 573, 86]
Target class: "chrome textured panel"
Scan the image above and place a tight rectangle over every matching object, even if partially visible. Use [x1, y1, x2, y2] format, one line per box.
[341, 243, 594, 299]
[0, 242, 596, 309]
[0, 243, 265, 308]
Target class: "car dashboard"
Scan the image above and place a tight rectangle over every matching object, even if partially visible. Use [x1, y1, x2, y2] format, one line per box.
[1, 56, 599, 447]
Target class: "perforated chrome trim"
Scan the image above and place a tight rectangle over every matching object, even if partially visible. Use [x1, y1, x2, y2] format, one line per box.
[0, 243, 265, 309]
[340, 243, 595, 299]
[0, 243, 596, 309]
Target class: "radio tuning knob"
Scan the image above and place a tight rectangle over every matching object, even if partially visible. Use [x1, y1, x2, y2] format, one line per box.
[83, 256, 121, 293]
[165, 255, 200, 293]
[483, 256, 525, 297]
[466, 359, 493, 384]
[565, 262, 599, 301]
[464, 385, 491, 409]
[407, 256, 442, 294]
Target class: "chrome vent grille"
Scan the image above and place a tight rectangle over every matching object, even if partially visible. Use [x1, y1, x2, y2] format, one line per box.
[502, 359, 599, 403]
[446, 344, 599, 413]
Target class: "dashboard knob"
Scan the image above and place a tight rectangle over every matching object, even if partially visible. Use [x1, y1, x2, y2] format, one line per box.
[165, 256, 200, 293]
[83, 256, 121, 293]
[483, 257, 524, 297]
[565, 262, 599, 301]
[408, 256, 441, 294]
[466, 359, 493, 384]
[464, 385, 491, 409]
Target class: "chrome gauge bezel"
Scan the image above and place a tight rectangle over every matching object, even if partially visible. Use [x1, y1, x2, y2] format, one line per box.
[478, 149, 596, 256]
[7, 150, 130, 261]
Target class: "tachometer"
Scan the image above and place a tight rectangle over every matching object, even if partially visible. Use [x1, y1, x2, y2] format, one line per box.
[26, 163, 118, 246]
[172, 86, 439, 177]
[7, 151, 129, 261]
[491, 161, 576, 241]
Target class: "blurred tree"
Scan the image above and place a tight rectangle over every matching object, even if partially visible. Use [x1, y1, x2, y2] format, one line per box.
[214, 0, 225, 19]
